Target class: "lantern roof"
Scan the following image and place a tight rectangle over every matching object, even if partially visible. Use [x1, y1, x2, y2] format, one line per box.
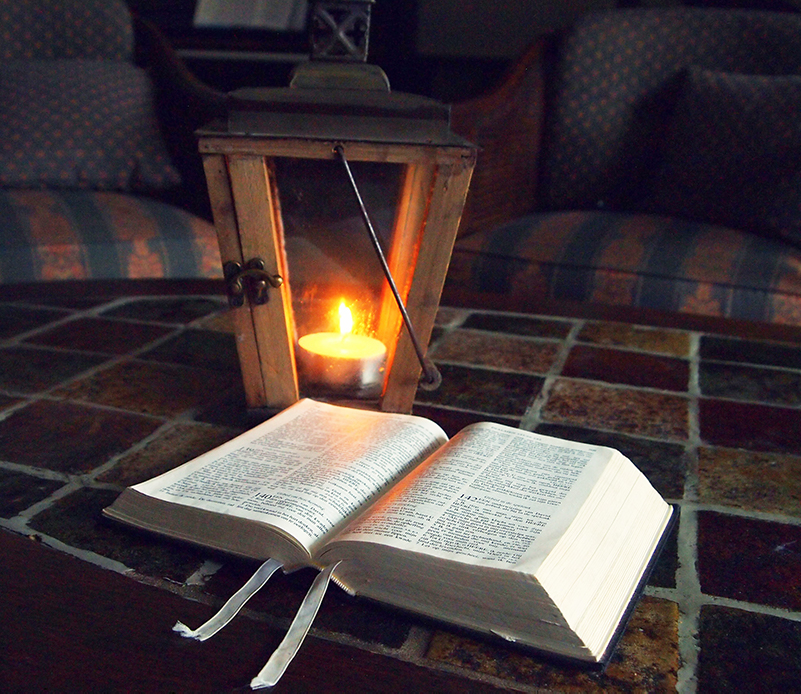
[224, 62, 471, 147]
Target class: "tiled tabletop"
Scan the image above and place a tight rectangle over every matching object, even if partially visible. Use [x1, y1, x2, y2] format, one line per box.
[1, 290, 801, 692]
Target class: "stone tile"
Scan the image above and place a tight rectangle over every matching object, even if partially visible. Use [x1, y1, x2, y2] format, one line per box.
[699, 398, 801, 455]
[0, 345, 107, 394]
[425, 596, 678, 692]
[435, 306, 466, 327]
[415, 363, 544, 416]
[697, 512, 801, 610]
[55, 359, 239, 418]
[698, 606, 801, 693]
[461, 312, 572, 339]
[542, 380, 689, 441]
[0, 303, 70, 339]
[0, 400, 160, 474]
[699, 361, 801, 407]
[562, 346, 689, 392]
[195, 309, 235, 333]
[411, 404, 521, 438]
[0, 470, 65, 518]
[578, 322, 691, 357]
[204, 563, 413, 648]
[648, 516, 679, 590]
[429, 326, 446, 344]
[0, 393, 21, 412]
[28, 487, 205, 581]
[192, 385, 269, 430]
[98, 422, 244, 487]
[25, 317, 173, 355]
[535, 423, 688, 500]
[697, 447, 801, 517]
[101, 296, 227, 324]
[430, 329, 561, 373]
[138, 329, 240, 373]
[701, 334, 801, 369]
[22, 295, 113, 310]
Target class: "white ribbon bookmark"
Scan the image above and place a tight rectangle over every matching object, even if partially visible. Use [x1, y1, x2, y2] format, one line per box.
[250, 562, 341, 690]
[173, 558, 283, 641]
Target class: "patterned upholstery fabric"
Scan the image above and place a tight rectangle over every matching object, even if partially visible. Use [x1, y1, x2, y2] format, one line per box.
[449, 211, 801, 325]
[0, 0, 226, 283]
[0, 190, 222, 282]
[0, 0, 133, 60]
[447, 8, 801, 326]
[644, 69, 801, 247]
[539, 8, 801, 211]
[0, 60, 182, 192]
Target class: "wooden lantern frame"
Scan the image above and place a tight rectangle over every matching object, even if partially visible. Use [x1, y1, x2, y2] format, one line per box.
[199, 81, 475, 415]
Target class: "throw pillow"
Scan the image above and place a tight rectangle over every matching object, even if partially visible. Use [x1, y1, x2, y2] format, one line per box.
[643, 68, 801, 247]
[0, 0, 134, 60]
[0, 60, 181, 192]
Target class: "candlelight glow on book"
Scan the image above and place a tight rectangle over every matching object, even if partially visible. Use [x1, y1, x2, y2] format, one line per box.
[104, 399, 674, 688]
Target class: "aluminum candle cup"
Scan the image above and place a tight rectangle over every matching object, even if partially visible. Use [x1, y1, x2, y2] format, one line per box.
[297, 332, 387, 397]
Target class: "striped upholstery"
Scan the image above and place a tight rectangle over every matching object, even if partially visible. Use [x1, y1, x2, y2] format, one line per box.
[0, 190, 222, 282]
[448, 9, 801, 326]
[0, 0, 224, 283]
[450, 211, 801, 325]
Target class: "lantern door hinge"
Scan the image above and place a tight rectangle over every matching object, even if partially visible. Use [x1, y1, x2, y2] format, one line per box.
[223, 258, 283, 308]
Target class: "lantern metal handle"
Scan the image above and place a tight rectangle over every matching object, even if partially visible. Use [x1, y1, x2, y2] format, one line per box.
[334, 144, 442, 391]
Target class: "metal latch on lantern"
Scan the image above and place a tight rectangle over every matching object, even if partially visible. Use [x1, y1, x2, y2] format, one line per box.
[224, 258, 283, 308]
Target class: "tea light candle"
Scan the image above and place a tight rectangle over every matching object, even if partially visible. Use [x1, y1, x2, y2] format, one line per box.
[297, 303, 387, 395]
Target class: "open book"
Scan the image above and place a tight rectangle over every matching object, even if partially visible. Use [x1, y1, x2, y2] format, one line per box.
[104, 399, 673, 684]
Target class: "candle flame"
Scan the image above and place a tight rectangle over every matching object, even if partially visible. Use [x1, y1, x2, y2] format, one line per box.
[338, 302, 353, 336]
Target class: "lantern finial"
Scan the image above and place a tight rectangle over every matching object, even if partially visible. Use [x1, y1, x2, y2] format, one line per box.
[310, 1, 376, 63]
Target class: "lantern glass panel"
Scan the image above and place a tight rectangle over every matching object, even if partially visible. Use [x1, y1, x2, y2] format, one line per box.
[273, 156, 405, 400]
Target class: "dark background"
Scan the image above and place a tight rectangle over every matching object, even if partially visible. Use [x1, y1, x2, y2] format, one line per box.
[127, 0, 801, 103]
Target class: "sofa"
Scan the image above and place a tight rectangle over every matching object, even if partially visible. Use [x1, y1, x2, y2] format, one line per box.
[0, 0, 226, 284]
[445, 7, 801, 327]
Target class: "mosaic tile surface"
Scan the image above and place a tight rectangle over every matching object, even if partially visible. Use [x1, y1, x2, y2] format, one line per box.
[577, 322, 690, 357]
[697, 446, 801, 517]
[542, 379, 689, 440]
[697, 512, 801, 611]
[0, 399, 160, 473]
[0, 345, 107, 394]
[426, 596, 680, 692]
[698, 606, 801, 692]
[430, 328, 561, 373]
[2, 293, 801, 693]
[0, 303, 70, 339]
[54, 359, 240, 417]
[24, 317, 172, 355]
[699, 398, 801, 455]
[562, 345, 689, 391]
[415, 362, 543, 416]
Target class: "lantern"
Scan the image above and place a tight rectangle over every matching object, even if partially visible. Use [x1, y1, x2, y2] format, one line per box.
[198, 1, 476, 414]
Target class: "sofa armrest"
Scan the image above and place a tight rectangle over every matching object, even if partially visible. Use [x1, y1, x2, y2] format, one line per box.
[450, 38, 548, 239]
[132, 15, 230, 217]
[133, 15, 228, 125]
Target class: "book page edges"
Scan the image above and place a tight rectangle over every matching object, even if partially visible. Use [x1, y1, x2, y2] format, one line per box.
[103, 488, 311, 570]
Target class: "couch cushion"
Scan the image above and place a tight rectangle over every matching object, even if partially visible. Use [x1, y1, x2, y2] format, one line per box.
[447, 211, 801, 325]
[644, 69, 801, 247]
[0, 190, 222, 282]
[540, 8, 801, 211]
[0, 0, 134, 60]
[0, 60, 182, 192]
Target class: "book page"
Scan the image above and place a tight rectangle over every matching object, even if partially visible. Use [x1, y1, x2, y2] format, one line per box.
[324, 423, 611, 569]
[130, 400, 447, 555]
